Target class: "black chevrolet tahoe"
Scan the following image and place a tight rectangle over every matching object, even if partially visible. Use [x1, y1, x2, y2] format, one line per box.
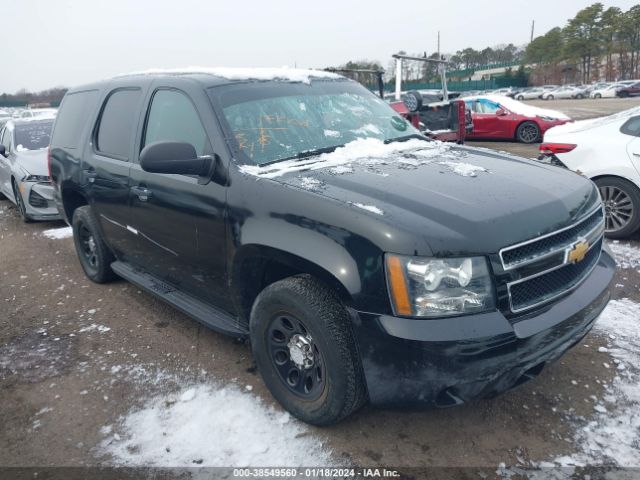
[49, 68, 615, 425]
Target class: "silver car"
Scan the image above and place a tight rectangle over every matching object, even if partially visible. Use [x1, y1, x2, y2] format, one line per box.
[0, 119, 61, 222]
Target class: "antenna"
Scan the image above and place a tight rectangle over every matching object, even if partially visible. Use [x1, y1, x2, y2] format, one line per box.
[530, 20, 535, 42]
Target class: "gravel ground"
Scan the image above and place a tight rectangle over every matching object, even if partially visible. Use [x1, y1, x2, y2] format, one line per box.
[1, 97, 640, 476]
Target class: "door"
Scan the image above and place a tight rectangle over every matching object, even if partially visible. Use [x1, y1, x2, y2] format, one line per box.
[0, 127, 12, 197]
[470, 99, 509, 138]
[83, 87, 145, 257]
[128, 86, 228, 306]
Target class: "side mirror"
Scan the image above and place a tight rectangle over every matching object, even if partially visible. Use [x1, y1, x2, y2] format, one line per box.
[140, 141, 212, 177]
[0, 145, 5, 157]
[496, 108, 507, 116]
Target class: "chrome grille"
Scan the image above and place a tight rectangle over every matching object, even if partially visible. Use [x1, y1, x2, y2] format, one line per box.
[500, 204, 605, 313]
[508, 238, 602, 312]
[500, 206, 604, 270]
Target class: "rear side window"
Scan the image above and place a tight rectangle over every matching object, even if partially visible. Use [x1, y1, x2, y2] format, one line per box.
[96, 89, 142, 160]
[143, 89, 208, 156]
[51, 90, 99, 149]
[620, 116, 640, 137]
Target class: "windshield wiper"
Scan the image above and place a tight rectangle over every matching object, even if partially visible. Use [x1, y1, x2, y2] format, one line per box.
[385, 133, 430, 144]
[280, 145, 344, 162]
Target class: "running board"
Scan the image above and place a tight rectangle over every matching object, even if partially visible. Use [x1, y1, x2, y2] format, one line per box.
[111, 261, 247, 338]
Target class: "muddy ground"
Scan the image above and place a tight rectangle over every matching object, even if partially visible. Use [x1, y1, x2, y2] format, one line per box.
[1, 97, 640, 475]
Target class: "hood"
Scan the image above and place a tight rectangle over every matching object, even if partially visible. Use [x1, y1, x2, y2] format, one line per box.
[545, 105, 640, 138]
[240, 138, 600, 255]
[15, 148, 49, 176]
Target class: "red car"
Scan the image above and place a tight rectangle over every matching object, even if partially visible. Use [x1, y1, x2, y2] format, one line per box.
[617, 81, 640, 98]
[463, 95, 571, 143]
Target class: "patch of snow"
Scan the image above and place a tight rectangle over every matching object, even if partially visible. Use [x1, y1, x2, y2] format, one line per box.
[466, 94, 571, 120]
[351, 203, 384, 215]
[329, 165, 354, 175]
[239, 138, 451, 179]
[78, 324, 111, 334]
[117, 67, 341, 85]
[437, 160, 487, 177]
[100, 383, 333, 467]
[551, 299, 640, 466]
[352, 123, 382, 136]
[298, 177, 323, 190]
[323, 129, 341, 138]
[42, 227, 72, 240]
[607, 240, 640, 270]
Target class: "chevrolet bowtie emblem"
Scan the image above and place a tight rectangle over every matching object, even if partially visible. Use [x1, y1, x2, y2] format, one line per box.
[567, 240, 589, 263]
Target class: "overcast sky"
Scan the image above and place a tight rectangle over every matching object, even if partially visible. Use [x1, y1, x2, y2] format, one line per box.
[3, 0, 638, 93]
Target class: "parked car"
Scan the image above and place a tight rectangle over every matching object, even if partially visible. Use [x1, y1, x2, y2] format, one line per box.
[17, 108, 57, 119]
[541, 87, 583, 100]
[540, 106, 640, 238]
[617, 81, 640, 98]
[514, 87, 544, 100]
[0, 119, 61, 222]
[590, 83, 623, 99]
[463, 94, 571, 143]
[50, 68, 614, 424]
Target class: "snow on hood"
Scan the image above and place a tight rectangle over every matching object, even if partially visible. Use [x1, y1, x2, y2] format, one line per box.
[238, 138, 462, 179]
[467, 94, 571, 121]
[15, 148, 48, 176]
[545, 105, 640, 137]
[117, 66, 342, 85]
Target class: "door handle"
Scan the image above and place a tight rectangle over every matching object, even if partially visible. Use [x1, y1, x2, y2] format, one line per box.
[83, 169, 98, 183]
[131, 186, 153, 202]
[633, 152, 640, 157]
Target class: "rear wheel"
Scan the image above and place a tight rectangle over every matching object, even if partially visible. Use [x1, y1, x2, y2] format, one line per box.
[12, 180, 32, 223]
[595, 177, 640, 239]
[594, 93, 602, 99]
[516, 95, 524, 100]
[250, 275, 366, 425]
[516, 121, 541, 144]
[546, 94, 554, 100]
[575, 94, 584, 99]
[72, 206, 116, 283]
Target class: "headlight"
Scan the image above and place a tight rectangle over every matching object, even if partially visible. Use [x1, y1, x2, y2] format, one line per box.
[537, 115, 555, 122]
[385, 254, 495, 318]
[23, 175, 50, 182]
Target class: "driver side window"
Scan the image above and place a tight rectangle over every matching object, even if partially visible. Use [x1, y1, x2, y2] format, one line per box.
[476, 100, 500, 114]
[143, 89, 209, 156]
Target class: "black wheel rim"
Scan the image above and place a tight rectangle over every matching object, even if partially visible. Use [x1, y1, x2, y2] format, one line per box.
[599, 185, 634, 233]
[78, 223, 99, 269]
[519, 124, 539, 143]
[267, 313, 325, 400]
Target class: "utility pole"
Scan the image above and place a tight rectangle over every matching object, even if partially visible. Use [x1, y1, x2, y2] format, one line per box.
[437, 31, 440, 58]
[530, 20, 535, 42]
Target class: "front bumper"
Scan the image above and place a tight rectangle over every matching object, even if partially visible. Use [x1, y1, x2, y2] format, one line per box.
[21, 182, 62, 221]
[351, 250, 615, 407]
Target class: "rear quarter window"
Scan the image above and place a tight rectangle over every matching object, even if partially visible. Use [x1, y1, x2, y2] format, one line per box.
[51, 90, 99, 149]
[620, 116, 640, 137]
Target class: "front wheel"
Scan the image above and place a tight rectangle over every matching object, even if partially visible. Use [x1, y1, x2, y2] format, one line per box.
[546, 95, 554, 100]
[12, 180, 32, 223]
[618, 91, 629, 98]
[576, 94, 584, 99]
[516, 95, 524, 100]
[516, 121, 541, 144]
[594, 93, 602, 99]
[250, 275, 366, 425]
[595, 177, 640, 239]
[72, 205, 116, 283]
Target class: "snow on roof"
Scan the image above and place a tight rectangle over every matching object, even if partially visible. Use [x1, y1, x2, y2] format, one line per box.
[466, 94, 571, 121]
[116, 67, 342, 85]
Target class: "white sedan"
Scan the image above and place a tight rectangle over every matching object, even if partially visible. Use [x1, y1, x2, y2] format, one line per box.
[539, 106, 640, 238]
[590, 84, 623, 99]
[514, 88, 544, 100]
[541, 87, 582, 100]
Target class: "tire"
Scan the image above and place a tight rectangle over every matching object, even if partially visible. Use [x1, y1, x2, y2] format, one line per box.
[12, 179, 32, 223]
[546, 95, 554, 100]
[516, 121, 541, 144]
[618, 91, 629, 98]
[250, 274, 366, 425]
[595, 177, 640, 239]
[516, 95, 524, 100]
[594, 93, 602, 99]
[576, 94, 584, 99]
[72, 205, 116, 283]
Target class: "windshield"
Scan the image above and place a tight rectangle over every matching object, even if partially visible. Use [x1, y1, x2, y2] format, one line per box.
[14, 120, 53, 151]
[209, 79, 419, 166]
